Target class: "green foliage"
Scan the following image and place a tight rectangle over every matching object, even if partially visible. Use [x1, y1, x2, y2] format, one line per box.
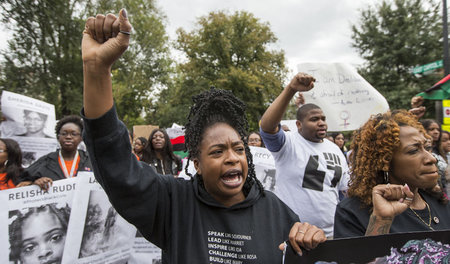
[153, 11, 288, 130]
[90, 0, 173, 127]
[0, 0, 172, 126]
[351, 0, 443, 115]
[0, 0, 85, 117]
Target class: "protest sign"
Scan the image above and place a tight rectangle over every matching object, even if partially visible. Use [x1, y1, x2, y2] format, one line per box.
[133, 125, 159, 140]
[0, 177, 77, 264]
[1, 91, 57, 138]
[284, 230, 450, 263]
[128, 231, 162, 264]
[280, 120, 297, 133]
[9, 136, 58, 167]
[249, 146, 277, 192]
[297, 63, 389, 131]
[62, 172, 136, 264]
[178, 158, 196, 180]
[1, 91, 58, 166]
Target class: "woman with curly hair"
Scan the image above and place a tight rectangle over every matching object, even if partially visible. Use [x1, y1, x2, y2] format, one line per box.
[80, 9, 326, 262]
[334, 110, 450, 238]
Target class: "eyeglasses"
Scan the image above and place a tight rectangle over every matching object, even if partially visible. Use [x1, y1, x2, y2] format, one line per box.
[0, 149, 7, 153]
[248, 138, 261, 143]
[59, 131, 81, 137]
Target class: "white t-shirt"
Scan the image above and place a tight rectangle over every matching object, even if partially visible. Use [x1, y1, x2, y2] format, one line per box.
[261, 128, 349, 237]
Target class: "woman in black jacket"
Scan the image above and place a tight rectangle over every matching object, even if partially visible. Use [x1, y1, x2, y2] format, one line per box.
[141, 129, 182, 175]
[24, 115, 92, 189]
[81, 10, 326, 263]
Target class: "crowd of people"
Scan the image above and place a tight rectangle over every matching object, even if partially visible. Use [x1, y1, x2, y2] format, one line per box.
[0, 8, 449, 263]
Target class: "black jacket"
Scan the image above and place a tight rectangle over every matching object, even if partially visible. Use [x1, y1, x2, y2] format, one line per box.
[334, 190, 450, 238]
[82, 106, 299, 264]
[23, 150, 93, 181]
[146, 157, 182, 175]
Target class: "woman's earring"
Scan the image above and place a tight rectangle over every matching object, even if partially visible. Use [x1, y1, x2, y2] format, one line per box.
[384, 171, 389, 184]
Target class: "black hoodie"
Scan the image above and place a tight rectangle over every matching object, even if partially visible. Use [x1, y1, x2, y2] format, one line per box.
[82, 106, 299, 264]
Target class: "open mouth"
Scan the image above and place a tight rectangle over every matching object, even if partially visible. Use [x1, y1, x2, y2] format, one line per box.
[221, 169, 243, 188]
[317, 129, 327, 135]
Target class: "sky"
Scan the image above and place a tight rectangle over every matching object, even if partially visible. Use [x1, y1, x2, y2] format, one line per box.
[0, 0, 376, 74]
[155, 0, 378, 74]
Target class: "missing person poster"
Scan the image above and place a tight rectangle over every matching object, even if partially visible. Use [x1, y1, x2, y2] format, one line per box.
[249, 146, 277, 192]
[1, 91, 57, 138]
[0, 177, 77, 264]
[296, 63, 389, 131]
[9, 136, 58, 167]
[62, 172, 136, 264]
[1, 91, 58, 166]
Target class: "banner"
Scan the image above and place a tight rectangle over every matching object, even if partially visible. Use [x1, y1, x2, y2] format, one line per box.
[284, 230, 450, 263]
[0, 177, 77, 264]
[297, 63, 389, 131]
[62, 172, 137, 264]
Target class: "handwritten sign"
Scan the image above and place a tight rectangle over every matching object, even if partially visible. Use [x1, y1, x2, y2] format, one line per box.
[297, 63, 389, 131]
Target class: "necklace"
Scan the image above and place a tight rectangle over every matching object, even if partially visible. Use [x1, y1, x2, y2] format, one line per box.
[409, 201, 435, 231]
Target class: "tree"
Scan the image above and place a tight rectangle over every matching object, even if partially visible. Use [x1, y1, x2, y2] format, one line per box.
[351, 0, 443, 113]
[153, 11, 288, 130]
[0, 0, 172, 126]
[90, 0, 173, 127]
[0, 0, 85, 117]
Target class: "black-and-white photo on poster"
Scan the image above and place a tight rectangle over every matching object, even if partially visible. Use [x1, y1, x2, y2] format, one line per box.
[1, 91, 58, 167]
[0, 177, 77, 264]
[1, 91, 56, 139]
[127, 231, 162, 264]
[9, 202, 71, 264]
[78, 190, 123, 258]
[250, 146, 277, 192]
[62, 172, 136, 264]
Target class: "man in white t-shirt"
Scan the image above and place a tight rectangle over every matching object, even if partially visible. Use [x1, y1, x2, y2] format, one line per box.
[260, 72, 349, 237]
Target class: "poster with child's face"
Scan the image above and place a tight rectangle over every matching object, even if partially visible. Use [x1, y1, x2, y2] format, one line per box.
[8, 203, 71, 264]
[0, 178, 77, 264]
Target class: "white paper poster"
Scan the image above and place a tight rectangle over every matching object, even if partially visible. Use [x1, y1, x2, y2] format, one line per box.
[1, 91, 57, 138]
[0, 178, 77, 264]
[1, 91, 58, 166]
[9, 136, 58, 167]
[249, 146, 277, 192]
[128, 231, 162, 264]
[297, 63, 389, 131]
[62, 172, 136, 264]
